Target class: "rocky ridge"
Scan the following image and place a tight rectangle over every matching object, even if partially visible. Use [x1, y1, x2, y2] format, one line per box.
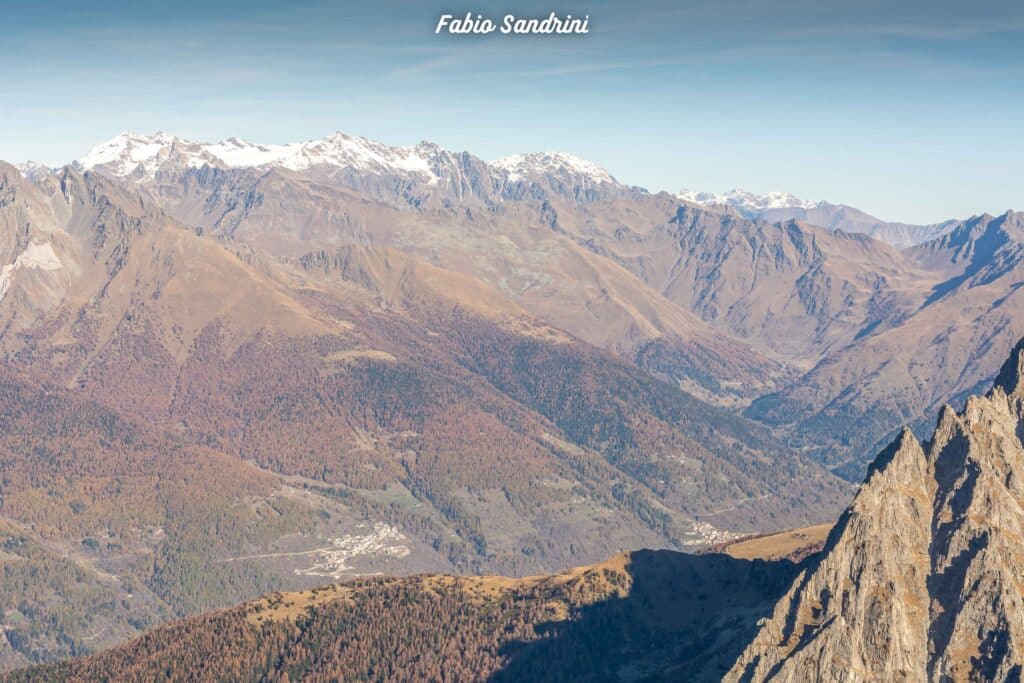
[727, 339, 1024, 680]
[679, 187, 957, 247]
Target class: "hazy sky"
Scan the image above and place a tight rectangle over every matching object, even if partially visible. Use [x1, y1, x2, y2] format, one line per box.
[1, 0, 1021, 223]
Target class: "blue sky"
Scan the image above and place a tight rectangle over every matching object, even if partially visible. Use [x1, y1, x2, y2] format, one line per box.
[0, 0, 1021, 223]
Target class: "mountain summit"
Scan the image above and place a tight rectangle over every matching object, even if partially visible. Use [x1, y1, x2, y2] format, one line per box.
[727, 338, 1024, 681]
[490, 151, 617, 186]
[679, 187, 957, 247]
[678, 187, 817, 213]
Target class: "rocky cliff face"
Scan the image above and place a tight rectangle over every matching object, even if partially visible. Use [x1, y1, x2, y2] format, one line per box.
[727, 340, 1024, 681]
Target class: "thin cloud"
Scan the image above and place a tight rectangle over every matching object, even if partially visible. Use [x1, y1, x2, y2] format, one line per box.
[770, 18, 1024, 41]
[389, 54, 467, 78]
[526, 57, 698, 76]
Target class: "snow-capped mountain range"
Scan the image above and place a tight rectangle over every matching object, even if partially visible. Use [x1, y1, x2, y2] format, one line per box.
[677, 186, 958, 248]
[77, 131, 441, 181]
[61, 133, 817, 218]
[70, 131, 620, 191]
[14, 130, 957, 247]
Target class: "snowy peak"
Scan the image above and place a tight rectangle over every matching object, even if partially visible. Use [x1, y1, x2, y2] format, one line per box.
[75, 131, 217, 179]
[73, 131, 625, 201]
[678, 187, 817, 213]
[491, 152, 616, 185]
[75, 131, 449, 183]
[305, 132, 437, 176]
[15, 161, 55, 181]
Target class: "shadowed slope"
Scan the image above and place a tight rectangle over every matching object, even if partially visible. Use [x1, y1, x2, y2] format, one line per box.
[7, 549, 809, 682]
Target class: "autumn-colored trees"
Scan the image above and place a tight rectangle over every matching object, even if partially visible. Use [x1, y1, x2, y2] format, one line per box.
[10, 549, 806, 682]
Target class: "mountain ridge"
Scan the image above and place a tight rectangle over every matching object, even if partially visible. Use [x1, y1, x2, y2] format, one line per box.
[9, 149, 1023, 478]
[71, 131, 625, 200]
[679, 186, 959, 247]
[728, 339, 1024, 680]
[21, 131, 972, 245]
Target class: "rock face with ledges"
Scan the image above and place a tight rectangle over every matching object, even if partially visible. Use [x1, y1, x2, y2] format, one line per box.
[727, 340, 1024, 681]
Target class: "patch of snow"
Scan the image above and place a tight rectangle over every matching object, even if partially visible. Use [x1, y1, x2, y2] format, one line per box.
[77, 131, 443, 183]
[202, 137, 294, 168]
[491, 151, 616, 184]
[679, 187, 816, 212]
[0, 242, 63, 302]
[76, 131, 182, 178]
[15, 161, 54, 181]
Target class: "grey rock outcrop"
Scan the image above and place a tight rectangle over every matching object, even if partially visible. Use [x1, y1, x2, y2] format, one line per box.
[727, 340, 1024, 681]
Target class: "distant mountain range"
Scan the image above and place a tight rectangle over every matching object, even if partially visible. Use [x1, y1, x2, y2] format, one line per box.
[68, 130, 629, 200]
[23, 131, 959, 248]
[679, 187, 959, 248]
[1, 129, 1022, 671]
[12, 129, 1021, 474]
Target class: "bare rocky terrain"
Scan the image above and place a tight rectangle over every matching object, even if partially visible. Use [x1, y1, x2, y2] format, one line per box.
[728, 340, 1024, 680]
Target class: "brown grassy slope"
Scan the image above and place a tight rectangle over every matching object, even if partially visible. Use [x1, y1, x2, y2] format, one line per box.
[7, 548, 807, 683]
[139, 165, 791, 402]
[572, 201, 930, 364]
[716, 523, 833, 561]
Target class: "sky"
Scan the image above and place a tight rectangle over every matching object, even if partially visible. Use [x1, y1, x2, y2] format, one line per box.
[0, 0, 1021, 224]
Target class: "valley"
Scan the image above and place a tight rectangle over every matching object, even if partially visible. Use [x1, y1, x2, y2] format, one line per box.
[63, 130, 1024, 477]
[14, 340, 1024, 681]
[0, 129, 1021, 674]
[2, 0, 1020, 676]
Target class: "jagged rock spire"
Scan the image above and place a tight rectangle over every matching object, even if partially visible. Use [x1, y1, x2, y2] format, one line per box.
[992, 337, 1024, 397]
[727, 338, 1024, 682]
